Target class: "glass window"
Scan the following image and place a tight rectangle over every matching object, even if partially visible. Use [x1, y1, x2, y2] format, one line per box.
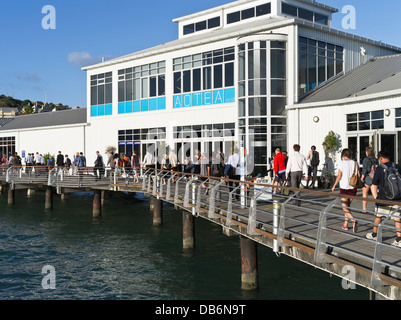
[91, 86, 98, 106]
[183, 70, 191, 92]
[282, 3, 297, 16]
[105, 83, 112, 104]
[256, 3, 271, 16]
[174, 72, 181, 94]
[227, 11, 240, 24]
[158, 75, 165, 96]
[214, 64, 223, 89]
[225, 62, 234, 87]
[315, 13, 328, 25]
[134, 79, 141, 100]
[192, 69, 201, 92]
[98, 84, 105, 105]
[196, 20, 207, 32]
[271, 49, 286, 79]
[183, 24, 195, 35]
[141, 78, 148, 98]
[208, 17, 220, 29]
[298, 8, 314, 21]
[249, 97, 267, 116]
[118, 81, 124, 103]
[150, 76, 157, 97]
[271, 97, 286, 115]
[241, 7, 255, 20]
[203, 67, 212, 90]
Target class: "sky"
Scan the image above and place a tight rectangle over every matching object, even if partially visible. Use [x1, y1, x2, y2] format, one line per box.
[0, 0, 400, 108]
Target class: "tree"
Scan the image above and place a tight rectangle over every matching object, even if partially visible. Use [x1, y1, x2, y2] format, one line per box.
[322, 130, 341, 172]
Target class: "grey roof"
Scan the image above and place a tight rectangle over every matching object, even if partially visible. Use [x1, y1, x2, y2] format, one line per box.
[0, 107, 20, 113]
[0, 118, 15, 127]
[300, 54, 401, 104]
[0, 107, 87, 131]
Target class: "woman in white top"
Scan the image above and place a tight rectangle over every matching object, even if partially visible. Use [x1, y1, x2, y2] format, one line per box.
[331, 148, 360, 233]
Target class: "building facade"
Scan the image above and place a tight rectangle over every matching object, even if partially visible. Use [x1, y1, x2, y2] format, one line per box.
[1, 0, 400, 174]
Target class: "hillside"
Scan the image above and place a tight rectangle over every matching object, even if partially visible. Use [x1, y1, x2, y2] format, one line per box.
[0, 94, 70, 114]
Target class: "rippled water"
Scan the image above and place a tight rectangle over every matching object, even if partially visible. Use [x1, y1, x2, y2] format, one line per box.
[0, 189, 369, 300]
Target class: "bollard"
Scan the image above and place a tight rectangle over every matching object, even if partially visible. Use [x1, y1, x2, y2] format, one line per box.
[153, 198, 163, 226]
[45, 186, 53, 210]
[93, 190, 101, 217]
[240, 236, 258, 290]
[183, 210, 195, 249]
[273, 200, 280, 253]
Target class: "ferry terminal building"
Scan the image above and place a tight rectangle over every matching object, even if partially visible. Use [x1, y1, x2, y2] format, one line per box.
[1, 0, 401, 175]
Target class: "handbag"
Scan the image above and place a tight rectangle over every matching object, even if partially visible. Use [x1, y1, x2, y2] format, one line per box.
[349, 161, 364, 189]
[281, 180, 290, 196]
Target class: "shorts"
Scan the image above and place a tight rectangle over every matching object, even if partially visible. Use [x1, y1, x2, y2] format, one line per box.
[275, 172, 286, 183]
[364, 176, 373, 186]
[375, 205, 401, 219]
[340, 188, 357, 196]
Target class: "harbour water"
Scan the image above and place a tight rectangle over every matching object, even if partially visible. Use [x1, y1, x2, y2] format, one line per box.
[0, 190, 368, 300]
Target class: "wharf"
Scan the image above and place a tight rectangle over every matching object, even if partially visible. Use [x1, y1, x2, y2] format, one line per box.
[1, 165, 401, 299]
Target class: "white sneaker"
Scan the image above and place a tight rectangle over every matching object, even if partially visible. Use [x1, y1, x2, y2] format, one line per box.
[366, 233, 377, 240]
[391, 239, 401, 248]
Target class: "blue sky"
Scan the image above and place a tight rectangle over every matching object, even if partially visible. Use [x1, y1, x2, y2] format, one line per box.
[0, 0, 400, 108]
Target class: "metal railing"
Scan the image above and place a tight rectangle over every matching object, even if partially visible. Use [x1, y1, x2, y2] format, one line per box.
[4, 164, 401, 292]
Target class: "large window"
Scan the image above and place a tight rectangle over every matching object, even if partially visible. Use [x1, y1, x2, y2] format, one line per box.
[347, 110, 384, 132]
[90, 72, 112, 117]
[227, 3, 271, 25]
[299, 37, 343, 95]
[183, 16, 221, 36]
[118, 61, 166, 114]
[282, 2, 329, 25]
[173, 47, 235, 108]
[0, 136, 16, 158]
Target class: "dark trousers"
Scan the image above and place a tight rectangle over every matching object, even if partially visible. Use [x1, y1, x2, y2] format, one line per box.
[290, 171, 303, 202]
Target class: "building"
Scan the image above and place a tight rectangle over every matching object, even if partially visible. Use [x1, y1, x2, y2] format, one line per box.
[0, 107, 20, 118]
[287, 53, 401, 167]
[1, 0, 401, 174]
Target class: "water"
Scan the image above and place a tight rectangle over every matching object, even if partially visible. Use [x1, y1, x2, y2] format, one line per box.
[0, 189, 369, 300]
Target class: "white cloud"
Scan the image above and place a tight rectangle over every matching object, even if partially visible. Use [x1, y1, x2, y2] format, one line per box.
[68, 52, 103, 68]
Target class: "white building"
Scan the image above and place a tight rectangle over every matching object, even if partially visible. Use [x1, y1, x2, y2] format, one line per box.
[1, 0, 400, 174]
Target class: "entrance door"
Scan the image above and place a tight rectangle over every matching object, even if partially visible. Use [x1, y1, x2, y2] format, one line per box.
[377, 132, 398, 163]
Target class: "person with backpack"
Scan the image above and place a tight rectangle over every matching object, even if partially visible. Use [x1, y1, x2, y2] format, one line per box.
[306, 146, 320, 188]
[361, 147, 379, 213]
[366, 150, 401, 247]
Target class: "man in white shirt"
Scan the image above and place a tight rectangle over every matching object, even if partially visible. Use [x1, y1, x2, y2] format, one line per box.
[286, 144, 308, 206]
[226, 148, 240, 200]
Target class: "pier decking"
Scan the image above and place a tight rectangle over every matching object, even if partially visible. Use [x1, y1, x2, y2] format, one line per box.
[2, 165, 401, 299]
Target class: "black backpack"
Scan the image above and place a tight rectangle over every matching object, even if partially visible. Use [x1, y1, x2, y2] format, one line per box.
[310, 151, 320, 167]
[380, 163, 401, 200]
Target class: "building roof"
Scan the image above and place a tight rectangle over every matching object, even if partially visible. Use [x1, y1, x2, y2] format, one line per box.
[0, 118, 15, 127]
[0, 107, 87, 131]
[299, 54, 401, 104]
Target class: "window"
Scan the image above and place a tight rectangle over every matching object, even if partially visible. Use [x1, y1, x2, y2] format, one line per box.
[183, 16, 221, 36]
[90, 72, 113, 116]
[346, 110, 384, 131]
[173, 47, 235, 93]
[299, 37, 343, 95]
[281, 2, 329, 25]
[227, 2, 271, 25]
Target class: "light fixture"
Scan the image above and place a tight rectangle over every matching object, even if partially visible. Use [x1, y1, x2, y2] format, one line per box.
[313, 116, 319, 123]
[385, 109, 391, 117]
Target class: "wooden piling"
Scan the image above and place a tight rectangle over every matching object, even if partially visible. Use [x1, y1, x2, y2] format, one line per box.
[149, 195, 155, 212]
[182, 210, 195, 249]
[45, 187, 53, 210]
[240, 236, 258, 290]
[93, 190, 101, 217]
[153, 198, 163, 226]
[8, 185, 15, 205]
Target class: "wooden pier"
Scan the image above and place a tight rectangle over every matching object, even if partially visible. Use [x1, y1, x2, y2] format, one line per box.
[2, 165, 401, 300]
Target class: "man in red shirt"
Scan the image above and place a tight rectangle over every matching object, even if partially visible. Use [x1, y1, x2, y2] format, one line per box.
[273, 148, 287, 190]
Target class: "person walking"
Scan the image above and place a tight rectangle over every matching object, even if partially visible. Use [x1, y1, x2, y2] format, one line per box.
[360, 146, 379, 213]
[47, 155, 54, 171]
[94, 151, 105, 180]
[273, 148, 286, 194]
[225, 148, 240, 201]
[331, 148, 360, 233]
[366, 151, 401, 247]
[131, 150, 141, 183]
[286, 144, 308, 206]
[56, 151, 64, 170]
[306, 146, 320, 188]
[64, 154, 72, 175]
[26, 153, 33, 175]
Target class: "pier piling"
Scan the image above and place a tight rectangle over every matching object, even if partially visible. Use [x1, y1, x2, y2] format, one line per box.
[45, 187, 53, 210]
[182, 210, 195, 249]
[240, 236, 258, 290]
[93, 190, 101, 217]
[153, 198, 163, 226]
[7, 185, 15, 205]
